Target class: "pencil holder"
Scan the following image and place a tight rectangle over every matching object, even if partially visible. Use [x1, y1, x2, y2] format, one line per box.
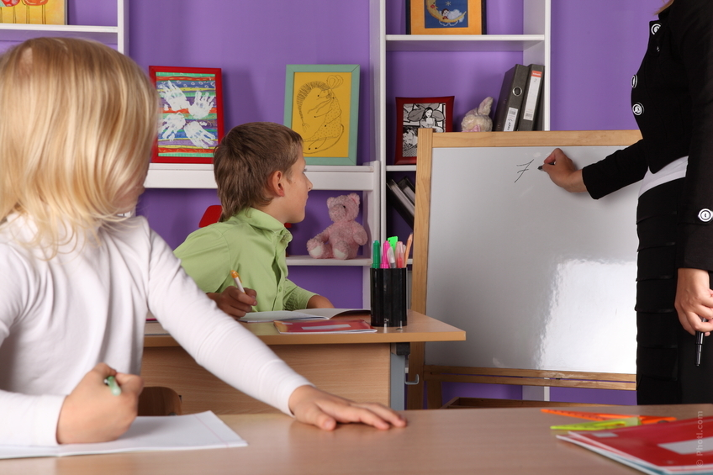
[370, 268, 408, 327]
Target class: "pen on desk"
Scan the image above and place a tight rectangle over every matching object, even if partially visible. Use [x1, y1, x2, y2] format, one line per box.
[381, 241, 390, 269]
[696, 318, 707, 367]
[104, 375, 121, 396]
[230, 270, 245, 293]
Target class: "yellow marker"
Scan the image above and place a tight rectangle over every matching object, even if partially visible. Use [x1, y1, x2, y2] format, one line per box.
[230, 270, 245, 293]
[550, 417, 641, 431]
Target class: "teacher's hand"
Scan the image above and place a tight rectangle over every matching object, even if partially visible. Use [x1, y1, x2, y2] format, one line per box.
[540, 148, 587, 193]
[674, 268, 713, 335]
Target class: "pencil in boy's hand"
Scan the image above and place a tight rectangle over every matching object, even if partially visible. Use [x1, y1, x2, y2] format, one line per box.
[230, 270, 245, 293]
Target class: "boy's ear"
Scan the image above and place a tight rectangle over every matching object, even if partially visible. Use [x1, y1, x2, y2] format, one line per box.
[267, 170, 286, 197]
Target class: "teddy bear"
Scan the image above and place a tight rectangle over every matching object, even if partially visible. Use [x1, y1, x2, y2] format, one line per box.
[461, 96, 494, 132]
[307, 193, 368, 260]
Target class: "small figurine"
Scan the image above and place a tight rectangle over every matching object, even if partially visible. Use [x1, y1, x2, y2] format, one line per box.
[461, 96, 494, 132]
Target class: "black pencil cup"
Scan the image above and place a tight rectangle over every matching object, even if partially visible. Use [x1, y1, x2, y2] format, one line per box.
[370, 268, 408, 327]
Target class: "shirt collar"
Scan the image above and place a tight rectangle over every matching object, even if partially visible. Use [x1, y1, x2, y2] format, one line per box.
[230, 208, 292, 241]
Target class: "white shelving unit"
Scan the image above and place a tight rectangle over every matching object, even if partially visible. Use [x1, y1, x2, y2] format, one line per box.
[145, 162, 381, 306]
[0, 0, 127, 53]
[369, 0, 551, 240]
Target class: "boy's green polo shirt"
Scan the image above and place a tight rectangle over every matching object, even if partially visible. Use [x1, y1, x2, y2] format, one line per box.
[174, 208, 316, 311]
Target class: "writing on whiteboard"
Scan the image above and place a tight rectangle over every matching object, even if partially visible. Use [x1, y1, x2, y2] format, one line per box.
[515, 159, 534, 183]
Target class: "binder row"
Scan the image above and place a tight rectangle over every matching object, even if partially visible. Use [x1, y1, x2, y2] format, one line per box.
[493, 63, 545, 132]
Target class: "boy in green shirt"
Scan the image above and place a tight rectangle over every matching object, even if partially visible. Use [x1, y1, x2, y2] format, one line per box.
[174, 122, 333, 317]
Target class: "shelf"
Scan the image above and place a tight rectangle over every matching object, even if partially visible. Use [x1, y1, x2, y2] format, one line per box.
[385, 34, 546, 52]
[144, 163, 379, 191]
[0, 0, 127, 53]
[286, 256, 372, 267]
[386, 165, 417, 172]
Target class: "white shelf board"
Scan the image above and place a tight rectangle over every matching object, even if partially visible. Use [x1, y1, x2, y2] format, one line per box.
[287, 256, 372, 267]
[385, 34, 545, 52]
[145, 163, 378, 191]
[0, 24, 119, 43]
[386, 165, 417, 172]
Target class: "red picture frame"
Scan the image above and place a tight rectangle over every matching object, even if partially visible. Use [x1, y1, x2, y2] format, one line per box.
[395, 96, 454, 165]
[149, 66, 224, 164]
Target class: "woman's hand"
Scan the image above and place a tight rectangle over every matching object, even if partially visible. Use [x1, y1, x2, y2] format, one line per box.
[675, 268, 713, 335]
[540, 148, 587, 193]
[56, 363, 143, 444]
[288, 385, 407, 431]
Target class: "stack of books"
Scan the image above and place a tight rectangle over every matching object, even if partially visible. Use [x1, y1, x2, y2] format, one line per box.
[492, 63, 545, 132]
[386, 176, 416, 228]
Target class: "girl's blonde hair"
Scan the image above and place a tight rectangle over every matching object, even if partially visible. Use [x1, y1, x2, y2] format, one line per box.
[0, 37, 159, 254]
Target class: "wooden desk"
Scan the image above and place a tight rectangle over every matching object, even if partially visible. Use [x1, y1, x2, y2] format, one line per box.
[141, 311, 464, 414]
[4, 404, 710, 475]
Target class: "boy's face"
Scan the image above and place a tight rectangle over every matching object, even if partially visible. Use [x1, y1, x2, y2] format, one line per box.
[281, 151, 312, 223]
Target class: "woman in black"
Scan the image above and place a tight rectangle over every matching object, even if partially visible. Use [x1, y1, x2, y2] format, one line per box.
[542, 0, 713, 404]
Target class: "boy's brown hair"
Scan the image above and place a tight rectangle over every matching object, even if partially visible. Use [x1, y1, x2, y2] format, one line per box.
[213, 122, 303, 220]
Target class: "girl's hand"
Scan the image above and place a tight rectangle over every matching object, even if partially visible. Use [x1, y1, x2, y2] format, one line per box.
[288, 385, 407, 431]
[56, 363, 143, 444]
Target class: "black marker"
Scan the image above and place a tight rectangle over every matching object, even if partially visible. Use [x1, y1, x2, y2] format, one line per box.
[696, 318, 708, 367]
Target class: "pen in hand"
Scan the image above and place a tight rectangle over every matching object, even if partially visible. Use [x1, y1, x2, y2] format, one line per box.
[696, 318, 708, 367]
[230, 270, 245, 293]
[104, 375, 122, 396]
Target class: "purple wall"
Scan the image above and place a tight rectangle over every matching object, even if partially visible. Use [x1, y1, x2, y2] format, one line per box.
[69, 0, 666, 405]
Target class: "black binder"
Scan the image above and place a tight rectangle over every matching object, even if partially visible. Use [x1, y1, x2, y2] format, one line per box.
[517, 64, 545, 131]
[493, 64, 529, 132]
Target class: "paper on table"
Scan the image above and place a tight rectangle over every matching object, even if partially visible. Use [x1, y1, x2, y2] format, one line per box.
[0, 411, 246, 459]
[239, 308, 368, 323]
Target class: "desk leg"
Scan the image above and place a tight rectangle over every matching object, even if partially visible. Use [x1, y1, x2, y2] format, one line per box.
[390, 343, 410, 410]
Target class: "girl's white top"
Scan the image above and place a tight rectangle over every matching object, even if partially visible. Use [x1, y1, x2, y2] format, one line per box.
[0, 214, 310, 446]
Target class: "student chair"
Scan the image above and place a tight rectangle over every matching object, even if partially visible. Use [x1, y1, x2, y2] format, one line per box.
[137, 387, 183, 416]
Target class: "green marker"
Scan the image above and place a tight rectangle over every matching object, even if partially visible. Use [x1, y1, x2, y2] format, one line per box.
[372, 240, 380, 269]
[104, 375, 122, 396]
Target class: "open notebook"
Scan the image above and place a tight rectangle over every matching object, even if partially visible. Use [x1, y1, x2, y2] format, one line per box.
[0, 411, 246, 459]
[238, 308, 369, 323]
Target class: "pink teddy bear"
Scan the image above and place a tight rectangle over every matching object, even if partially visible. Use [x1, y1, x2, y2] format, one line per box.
[307, 193, 368, 260]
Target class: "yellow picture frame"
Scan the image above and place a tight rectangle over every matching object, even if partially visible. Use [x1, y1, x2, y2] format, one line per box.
[408, 0, 485, 35]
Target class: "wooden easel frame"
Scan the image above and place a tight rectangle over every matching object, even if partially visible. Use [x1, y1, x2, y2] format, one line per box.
[407, 129, 642, 409]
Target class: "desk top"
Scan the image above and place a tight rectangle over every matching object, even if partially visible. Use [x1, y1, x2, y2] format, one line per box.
[145, 310, 465, 347]
[3, 404, 710, 475]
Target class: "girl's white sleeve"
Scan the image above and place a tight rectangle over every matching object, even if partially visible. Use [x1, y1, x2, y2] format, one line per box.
[0, 248, 65, 446]
[146, 230, 312, 415]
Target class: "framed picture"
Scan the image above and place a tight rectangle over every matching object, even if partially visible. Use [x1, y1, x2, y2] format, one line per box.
[149, 66, 224, 164]
[0, 0, 65, 25]
[284, 64, 360, 166]
[395, 96, 454, 165]
[407, 0, 486, 35]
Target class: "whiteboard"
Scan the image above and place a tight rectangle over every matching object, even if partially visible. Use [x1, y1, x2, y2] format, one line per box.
[416, 131, 642, 374]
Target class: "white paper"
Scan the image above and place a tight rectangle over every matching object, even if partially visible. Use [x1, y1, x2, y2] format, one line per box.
[0, 411, 246, 459]
[239, 308, 365, 323]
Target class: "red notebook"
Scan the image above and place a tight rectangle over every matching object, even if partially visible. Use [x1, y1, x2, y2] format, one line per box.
[273, 319, 376, 334]
[558, 415, 713, 474]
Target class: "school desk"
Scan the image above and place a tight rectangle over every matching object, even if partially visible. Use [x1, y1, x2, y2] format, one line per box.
[141, 310, 465, 414]
[3, 404, 710, 475]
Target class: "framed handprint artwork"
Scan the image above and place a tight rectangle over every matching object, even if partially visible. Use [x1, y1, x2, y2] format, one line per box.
[149, 66, 224, 164]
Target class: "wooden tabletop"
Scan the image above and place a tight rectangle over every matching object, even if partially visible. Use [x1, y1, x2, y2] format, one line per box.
[145, 310, 466, 347]
[3, 404, 709, 475]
